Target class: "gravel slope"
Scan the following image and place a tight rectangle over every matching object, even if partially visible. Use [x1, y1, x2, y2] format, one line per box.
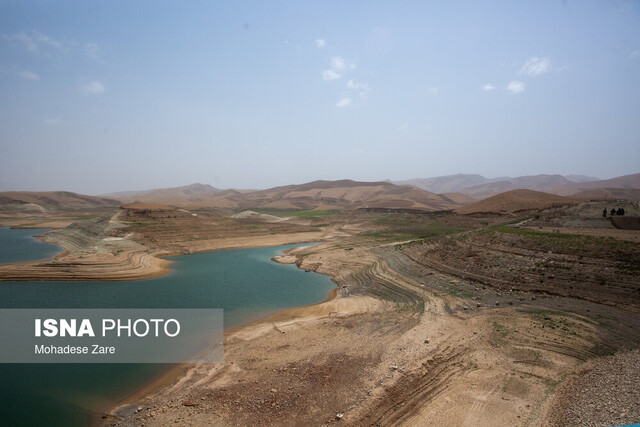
[547, 349, 640, 427]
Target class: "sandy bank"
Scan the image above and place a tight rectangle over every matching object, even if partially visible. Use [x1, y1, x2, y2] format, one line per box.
[105, 231, 640, 426]
[105, 242, 393, 424]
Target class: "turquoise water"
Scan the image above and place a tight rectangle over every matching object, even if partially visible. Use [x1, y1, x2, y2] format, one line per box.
[0, 227, 62, 264]
[0, 228, 335, 426]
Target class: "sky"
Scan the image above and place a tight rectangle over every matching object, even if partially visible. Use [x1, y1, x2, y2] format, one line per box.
[1, 0, 639, 194]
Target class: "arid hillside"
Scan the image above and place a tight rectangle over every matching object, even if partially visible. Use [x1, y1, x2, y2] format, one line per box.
[231, 180, 459, 211]
[397, 173, 639, 201]
[569, 188, 640, 201]
[0, 191, 120, 212]
[461, 174, 574, 199]
[543, 173, 640, 196]
[108, 180, 464, 211]
[105, 183, 222, 205]
[396, 174, 507, 194]
[97, 173, 640, 212]
[440, 192, 477, 205]
[456, 189, 578, 214]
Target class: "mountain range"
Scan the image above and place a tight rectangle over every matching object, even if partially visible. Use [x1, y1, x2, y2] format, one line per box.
[395, 173, 640, 199]
[1, 172, 638, 214]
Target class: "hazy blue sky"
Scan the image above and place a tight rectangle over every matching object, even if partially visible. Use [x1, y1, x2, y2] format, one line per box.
[1, 1, 639, 194]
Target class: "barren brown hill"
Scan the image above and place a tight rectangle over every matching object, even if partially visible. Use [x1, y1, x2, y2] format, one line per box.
[569, 188, 640, 201]
[395, 174, 505, 193]
[103, 180, 461, 211]
[0, 191, 120, 212]
[565, 174, 600, 183]
[229, 179, 461, 211]
[440, 192, 477, 205]
[107, 184, 228, 208]
[462, 174, 573, 199]
[455, 189, 578, 215]
[544, 173, 640, 196]
[105, 183, 222, 200]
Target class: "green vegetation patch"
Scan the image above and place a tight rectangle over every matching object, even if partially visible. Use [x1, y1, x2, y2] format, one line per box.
[286, 209, 337, 217]
[364, 215, 468, 242]
[484, 224, 577, 239]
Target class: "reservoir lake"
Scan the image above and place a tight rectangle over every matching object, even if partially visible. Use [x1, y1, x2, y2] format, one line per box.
[0, 227, 335, 426]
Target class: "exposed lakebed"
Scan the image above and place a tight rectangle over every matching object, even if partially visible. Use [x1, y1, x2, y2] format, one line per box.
[0, 228, 335, 426]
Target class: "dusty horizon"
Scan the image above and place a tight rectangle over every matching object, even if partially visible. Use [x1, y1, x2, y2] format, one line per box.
[5, 171, 640, 196]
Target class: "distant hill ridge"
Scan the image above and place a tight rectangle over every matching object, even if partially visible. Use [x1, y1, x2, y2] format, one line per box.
[0, 191, 119, 212]
[104, 179, 464, 211]
[463, 174, 573, 199]
[105, 183, 220, 199]
[395, 174, 507, 194]
[276, 179, 395, 191]
[542, 173, 640, 196]
[2, 173, 636, 213]
[396, 173, 640, 200]
[223, 180, 459, 211]
[456, 189, 578, 215]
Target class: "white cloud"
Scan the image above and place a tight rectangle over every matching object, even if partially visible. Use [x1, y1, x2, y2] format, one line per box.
[33, 31, 68, 53]
[80, 81, 105, 95]
[346, 79, 370, 96]
[507, 80, 525, 94]
[6, 31, 38, 52]
[315, 39, 325, 48]
[5, 31, 68, 54]
[330, 56, 346, 71]
[4, 31, 101, 60]
[397, 122, 409, 131]
[323, 70, 341, 81]
[335, 56, 355, 71]
[428, 86, 439, 94]
[519, 57, 552, 77]
[630, 49, 640, 59]
[17, 70, 39, 81]
[336, 97, 351, 108]
[322, 56, 355, 81]
[482, 83, 495, 91]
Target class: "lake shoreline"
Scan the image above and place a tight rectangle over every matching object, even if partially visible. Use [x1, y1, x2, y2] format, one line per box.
[104, 243, 339, 422]
[0, 221, 327, 282]
[0, 228, 339, 425]
[0, 228, 64, 266]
